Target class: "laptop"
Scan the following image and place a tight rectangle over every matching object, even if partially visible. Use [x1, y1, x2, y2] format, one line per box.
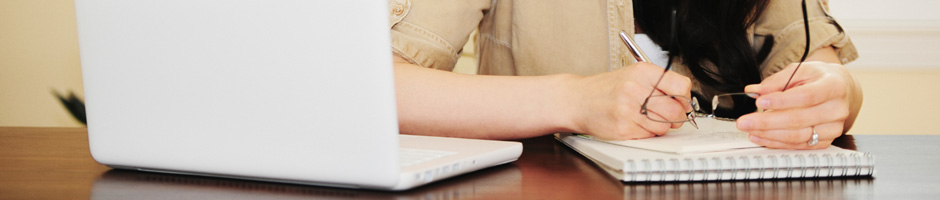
[74, 0, 522, 191]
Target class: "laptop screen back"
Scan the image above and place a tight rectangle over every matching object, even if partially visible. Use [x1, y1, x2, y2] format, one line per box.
[77, 0, 400, 188]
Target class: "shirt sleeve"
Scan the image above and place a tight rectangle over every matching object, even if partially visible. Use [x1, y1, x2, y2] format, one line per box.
[754, 0, 859, 78]
[388, 0, 490, 71]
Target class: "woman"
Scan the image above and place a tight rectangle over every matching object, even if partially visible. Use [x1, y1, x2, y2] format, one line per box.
[388, 0, 861, 150]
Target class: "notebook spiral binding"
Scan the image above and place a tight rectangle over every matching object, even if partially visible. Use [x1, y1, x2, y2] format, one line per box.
[622, 152, 874, 182]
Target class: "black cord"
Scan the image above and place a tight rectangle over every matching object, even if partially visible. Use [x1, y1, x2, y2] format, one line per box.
[52, 90, 86, 125]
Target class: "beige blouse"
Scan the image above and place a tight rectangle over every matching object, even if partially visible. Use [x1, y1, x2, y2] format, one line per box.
[389, 0, 857, 95]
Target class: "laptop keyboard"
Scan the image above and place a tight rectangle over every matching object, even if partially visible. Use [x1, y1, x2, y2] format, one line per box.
[399, 148, 455, 168]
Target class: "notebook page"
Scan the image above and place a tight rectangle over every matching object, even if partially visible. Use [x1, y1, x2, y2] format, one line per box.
[594, 118, 760, 154]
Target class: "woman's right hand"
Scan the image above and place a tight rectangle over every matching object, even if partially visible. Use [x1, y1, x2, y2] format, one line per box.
[564, 62, 692, 140]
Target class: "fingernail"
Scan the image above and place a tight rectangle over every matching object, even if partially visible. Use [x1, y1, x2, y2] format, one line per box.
[744, 84, 761, 92]
[738, 119, 752, 130]
[746, 92, 760, 98]
[757, 99, 770, 108]
[749, 135, 761, 143]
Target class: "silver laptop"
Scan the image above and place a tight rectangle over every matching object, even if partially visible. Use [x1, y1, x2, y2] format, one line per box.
[75, 0, 521, 191]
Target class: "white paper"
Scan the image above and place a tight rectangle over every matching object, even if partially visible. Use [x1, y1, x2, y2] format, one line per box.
[596, 118, 760, 154]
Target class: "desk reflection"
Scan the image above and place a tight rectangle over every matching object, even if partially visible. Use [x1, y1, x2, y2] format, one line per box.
[622, 178, 873, 199]
[91, 164, 522, 200]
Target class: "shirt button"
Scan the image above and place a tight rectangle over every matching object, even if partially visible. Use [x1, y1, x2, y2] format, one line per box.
[392, 5, 405, 16]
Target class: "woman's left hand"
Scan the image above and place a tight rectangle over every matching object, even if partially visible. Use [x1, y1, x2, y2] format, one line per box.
[736, 60, 857, 149]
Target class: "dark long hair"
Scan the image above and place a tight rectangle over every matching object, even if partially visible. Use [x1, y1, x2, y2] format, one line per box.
[634, 0, 770, 117]
[633, 0, 767, 92]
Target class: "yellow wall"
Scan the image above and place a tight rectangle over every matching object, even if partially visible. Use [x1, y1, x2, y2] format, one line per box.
[0, 0, 84, 127]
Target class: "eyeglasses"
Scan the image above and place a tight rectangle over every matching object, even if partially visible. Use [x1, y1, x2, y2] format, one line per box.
[627, 0, 811, 128]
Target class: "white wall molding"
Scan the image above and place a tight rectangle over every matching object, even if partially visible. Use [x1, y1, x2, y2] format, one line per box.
[840, 19, 940, 69]
[828, 0, 940, 69]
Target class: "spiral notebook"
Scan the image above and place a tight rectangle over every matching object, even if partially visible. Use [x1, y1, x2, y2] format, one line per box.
[556, 133, 876, 182]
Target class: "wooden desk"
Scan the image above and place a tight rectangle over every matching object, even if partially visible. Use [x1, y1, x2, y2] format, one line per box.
[1, 127, 938, 199]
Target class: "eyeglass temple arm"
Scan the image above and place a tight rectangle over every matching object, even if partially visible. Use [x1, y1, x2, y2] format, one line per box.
[782, 0, 811, 92]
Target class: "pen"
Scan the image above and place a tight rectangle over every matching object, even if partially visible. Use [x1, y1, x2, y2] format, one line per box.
[619, 31, 651, 63]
